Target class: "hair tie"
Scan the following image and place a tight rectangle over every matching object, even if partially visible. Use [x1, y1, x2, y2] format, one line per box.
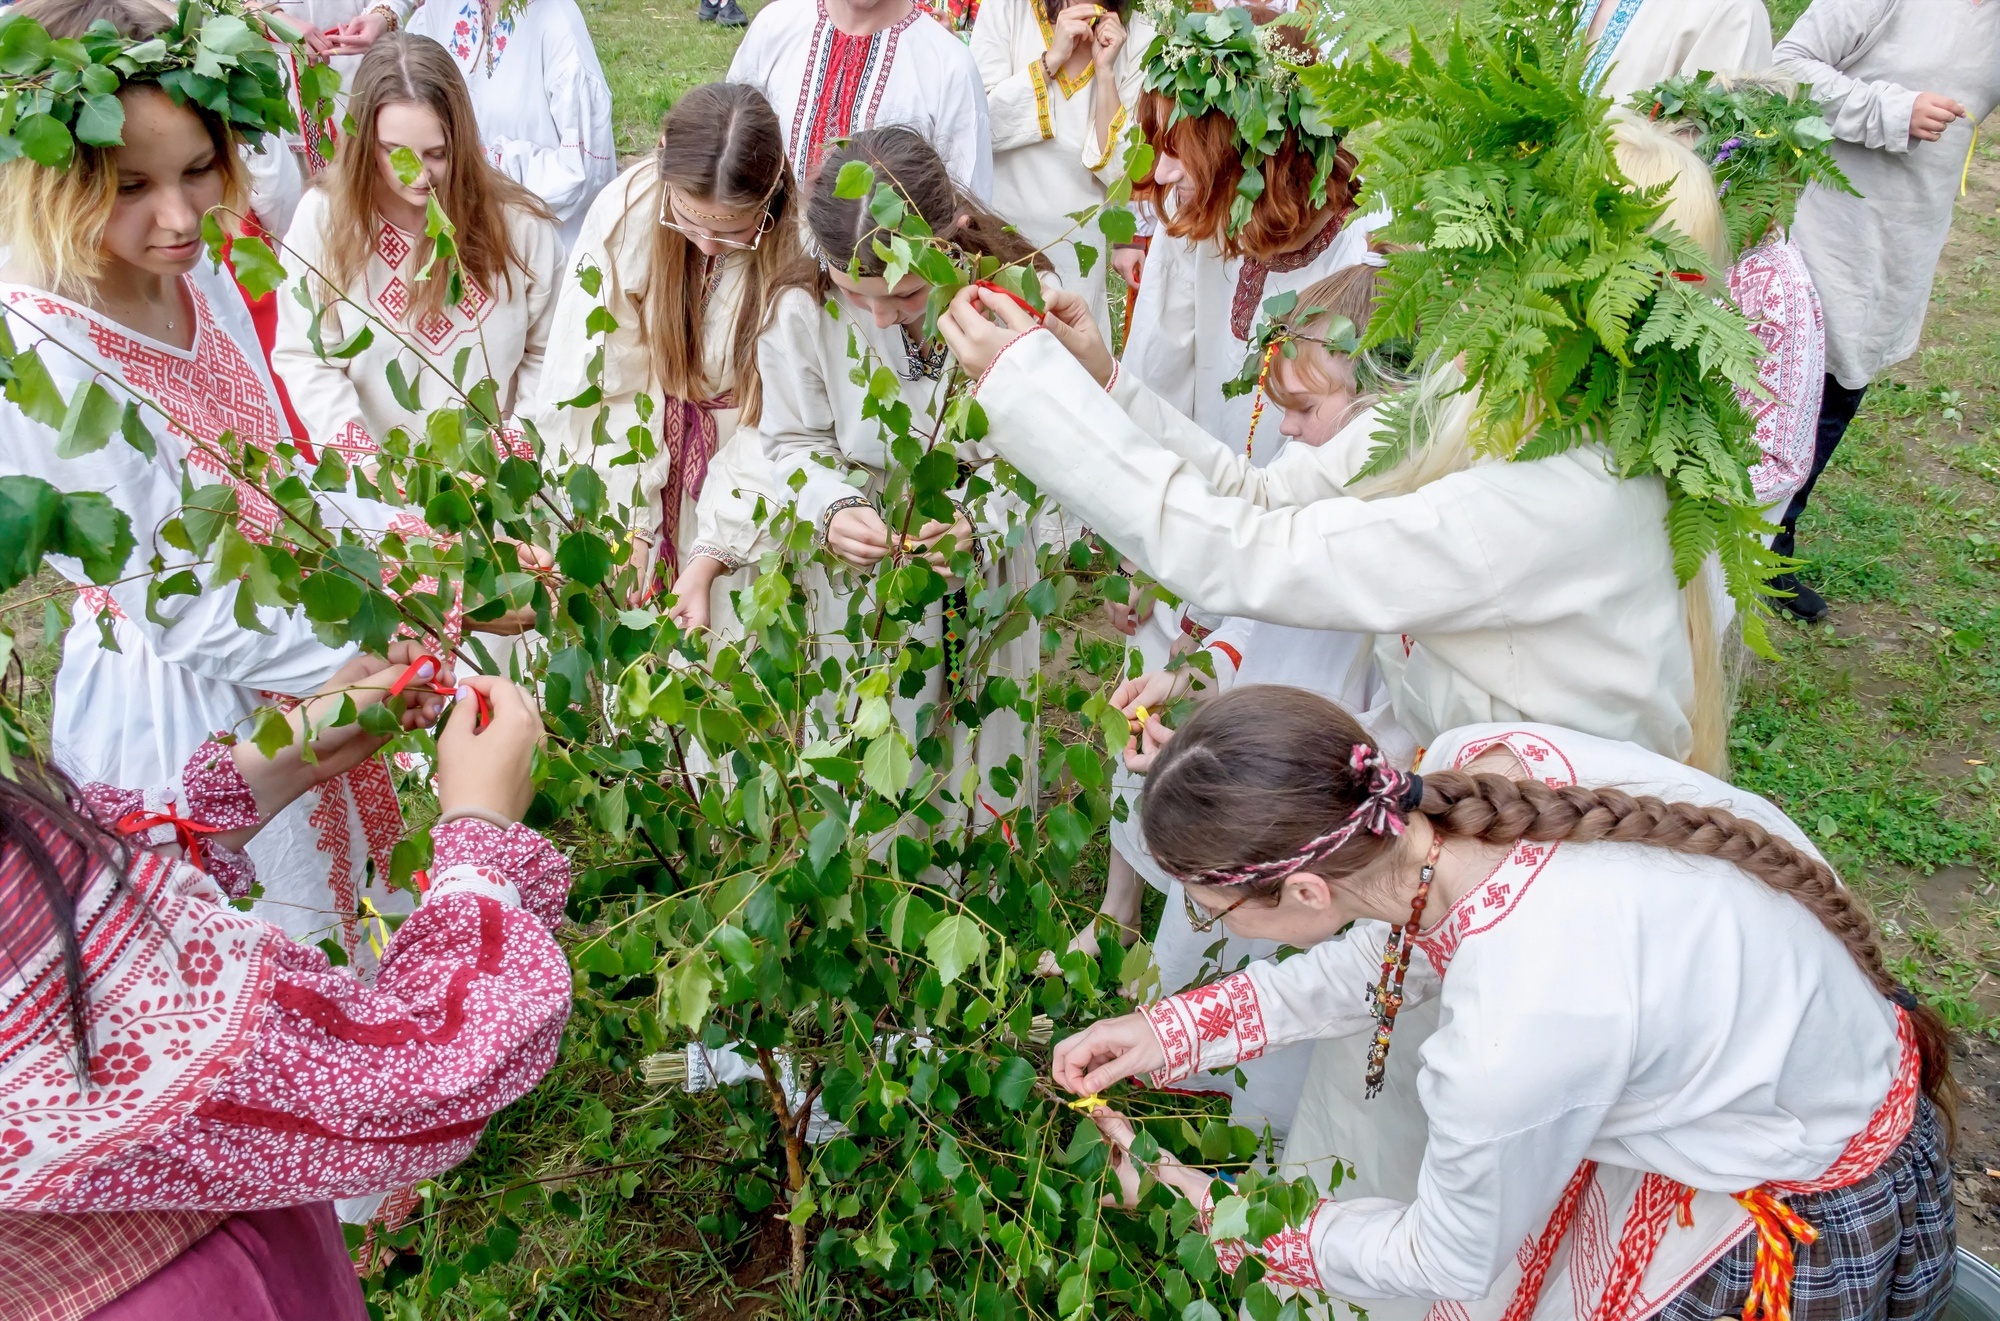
[1185, 742, 1420, 889]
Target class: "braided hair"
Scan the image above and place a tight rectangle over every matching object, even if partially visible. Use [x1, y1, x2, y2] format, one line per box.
[1140, 686, 1958, 1144]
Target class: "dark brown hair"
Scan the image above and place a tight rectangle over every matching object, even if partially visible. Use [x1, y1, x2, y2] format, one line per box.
[800, 126, 1050, 296]
[1133, 92, 1360, 263]
[621, 82, 799, 426]
[1142, 686, 1960, 1143]
[319, 34, 552, 329]
[0, 758, 131, 1085]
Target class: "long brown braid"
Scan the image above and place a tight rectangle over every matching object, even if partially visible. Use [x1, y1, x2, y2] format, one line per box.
[1140, 687, 1958, 1144]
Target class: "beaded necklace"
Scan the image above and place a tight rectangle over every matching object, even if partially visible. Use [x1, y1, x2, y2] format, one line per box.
[1364, 832, 1442, 1098]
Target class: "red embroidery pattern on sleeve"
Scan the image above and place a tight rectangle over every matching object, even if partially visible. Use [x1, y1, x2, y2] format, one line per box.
[1139, 971, 1266, 1086]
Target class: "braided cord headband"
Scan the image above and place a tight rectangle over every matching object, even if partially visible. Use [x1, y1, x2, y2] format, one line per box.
[0, 0, 327, 171]
[1185, 743, 1423, 890]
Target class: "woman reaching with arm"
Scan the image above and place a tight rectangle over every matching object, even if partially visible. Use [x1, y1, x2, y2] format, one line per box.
[1051, 686, 1954, 1321]
[0, 658, 569, 1321]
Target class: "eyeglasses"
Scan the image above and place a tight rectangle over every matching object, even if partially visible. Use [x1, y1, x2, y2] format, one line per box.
[1184, 886, 1257, 934]
[657, 184, 779, 252]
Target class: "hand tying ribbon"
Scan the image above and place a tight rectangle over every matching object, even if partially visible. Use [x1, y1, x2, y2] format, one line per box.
[116, 804, 224, 870]
[973, 280, 1046, 324]
[388, 653, 490, 731]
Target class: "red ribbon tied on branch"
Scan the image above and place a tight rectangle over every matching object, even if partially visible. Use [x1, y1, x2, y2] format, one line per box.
[387, 653, 491, 732]
[116, 805, 224, 871]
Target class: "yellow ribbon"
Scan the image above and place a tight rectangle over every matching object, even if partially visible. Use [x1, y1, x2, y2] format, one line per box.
[1963, 125, 1979, 199]
[1065, 1092, 1109, 1112]
[357, 896, 391, 960]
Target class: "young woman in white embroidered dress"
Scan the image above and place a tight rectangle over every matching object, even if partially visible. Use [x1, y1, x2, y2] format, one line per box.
[0, 0, 428, 964]
[942, 123, 1738, 1247]
[0, 662, 570, 1321]
[1051, 687, 1956, 1321]
[535, 82, 800, 632]
[727, 0, 995, 200]
[755, 127, 1046, 824]
[969, 0, 1152, 340]
[274, 35, 562, 467]
[404, 0, 615, 250]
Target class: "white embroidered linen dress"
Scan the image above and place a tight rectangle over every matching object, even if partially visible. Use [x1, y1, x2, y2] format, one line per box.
[0, 261, 412, 962]
[728, 0, 995, 198]
[970, 0, 1151, 340]
[755, 287, 1037, 822]
[534, 158, 785, 625]
[405, 0, 617, 251]
[1132, 722, 1908, 1320]
[273, 189, 562, 459]
[1776, 0, 2000, 388]
[973, 336, 1698, 757]
[1582, 0, 1773, 101]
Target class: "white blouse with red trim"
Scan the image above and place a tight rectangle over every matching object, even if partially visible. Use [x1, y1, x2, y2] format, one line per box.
[1134, 722, 1904, 1312]
[0, 747, 572, 1212]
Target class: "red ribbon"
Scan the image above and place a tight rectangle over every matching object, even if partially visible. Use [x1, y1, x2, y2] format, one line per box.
[973, 280, 1046, 324]
[386, 653, 489, 731]
[116, 806, 224, 871]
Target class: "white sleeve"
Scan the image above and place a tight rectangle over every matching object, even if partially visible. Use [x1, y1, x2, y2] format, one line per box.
[488, 40, 616, 228]
[943, 43, 997, 201]
[1773, 0, 1918, 152]
[270, 193, 378, 453]
[0, 382, 351, 696]
[1679, 0, 1772, 78]
[506, 214, 563, 427]
[971, 0, 1053, 152]
[1118, 231, 1198, 418]
[754, 292, 854, 534]
[1106, 366, 1374, 508]
[691, 424, 787, 568]
[973, 331, 1639, 636]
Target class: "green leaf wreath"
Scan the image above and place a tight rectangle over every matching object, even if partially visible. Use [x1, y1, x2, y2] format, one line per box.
[1298, 0, 1787, 653]
[0, 0, 325, 170]
[1136, 0, 1346, 232]
[1634, 70, 1858, 254]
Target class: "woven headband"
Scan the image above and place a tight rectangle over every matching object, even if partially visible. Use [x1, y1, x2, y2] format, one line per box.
[1185, 743, 1423, 890]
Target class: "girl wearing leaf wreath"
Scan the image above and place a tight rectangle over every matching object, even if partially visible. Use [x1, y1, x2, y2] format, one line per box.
[0, 0, 446, 965]
[749, 126, 1050, 826]
[1085, 9, 1389, 1123]
[0, 657, 574, 1321]
[272, 34, 563, 473]
[1050, 687, 1956, 1321]
[943, 114, 1746, 1305]
[968, 0, 1154, 342]
[535, 81, 802, 633]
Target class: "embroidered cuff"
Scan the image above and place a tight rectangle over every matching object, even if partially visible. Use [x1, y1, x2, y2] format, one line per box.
[687, 542, 750, 573]
[969, 328, 1046, 397]
[1028, 59, 1054, 142]
[1102, 358, 1120, 395]
[1084, 104, 1127, 174]
[1140, 971, 1268, 1087]
[430, 818, 572, 929]
[816, 495, 875, 550]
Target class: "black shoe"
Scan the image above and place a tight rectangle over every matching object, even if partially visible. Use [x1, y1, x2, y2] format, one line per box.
[716, 0, 747, 23]
[1771, 572, 1829, 623]
[696, 0, 720, 20]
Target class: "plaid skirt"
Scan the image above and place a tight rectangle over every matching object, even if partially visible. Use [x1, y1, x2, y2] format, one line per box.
[1656, 1097, 1956, 1321]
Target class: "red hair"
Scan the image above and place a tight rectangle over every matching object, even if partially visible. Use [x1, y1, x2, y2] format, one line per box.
[1133, 91, 1359, 262]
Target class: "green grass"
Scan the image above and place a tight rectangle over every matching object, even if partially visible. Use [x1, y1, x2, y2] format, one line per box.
[580, 0, 772, 156]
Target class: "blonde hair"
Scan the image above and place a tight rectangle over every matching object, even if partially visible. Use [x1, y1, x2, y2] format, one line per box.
[1609, 112, 1730, 270]
[0, 0, 246, 300]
